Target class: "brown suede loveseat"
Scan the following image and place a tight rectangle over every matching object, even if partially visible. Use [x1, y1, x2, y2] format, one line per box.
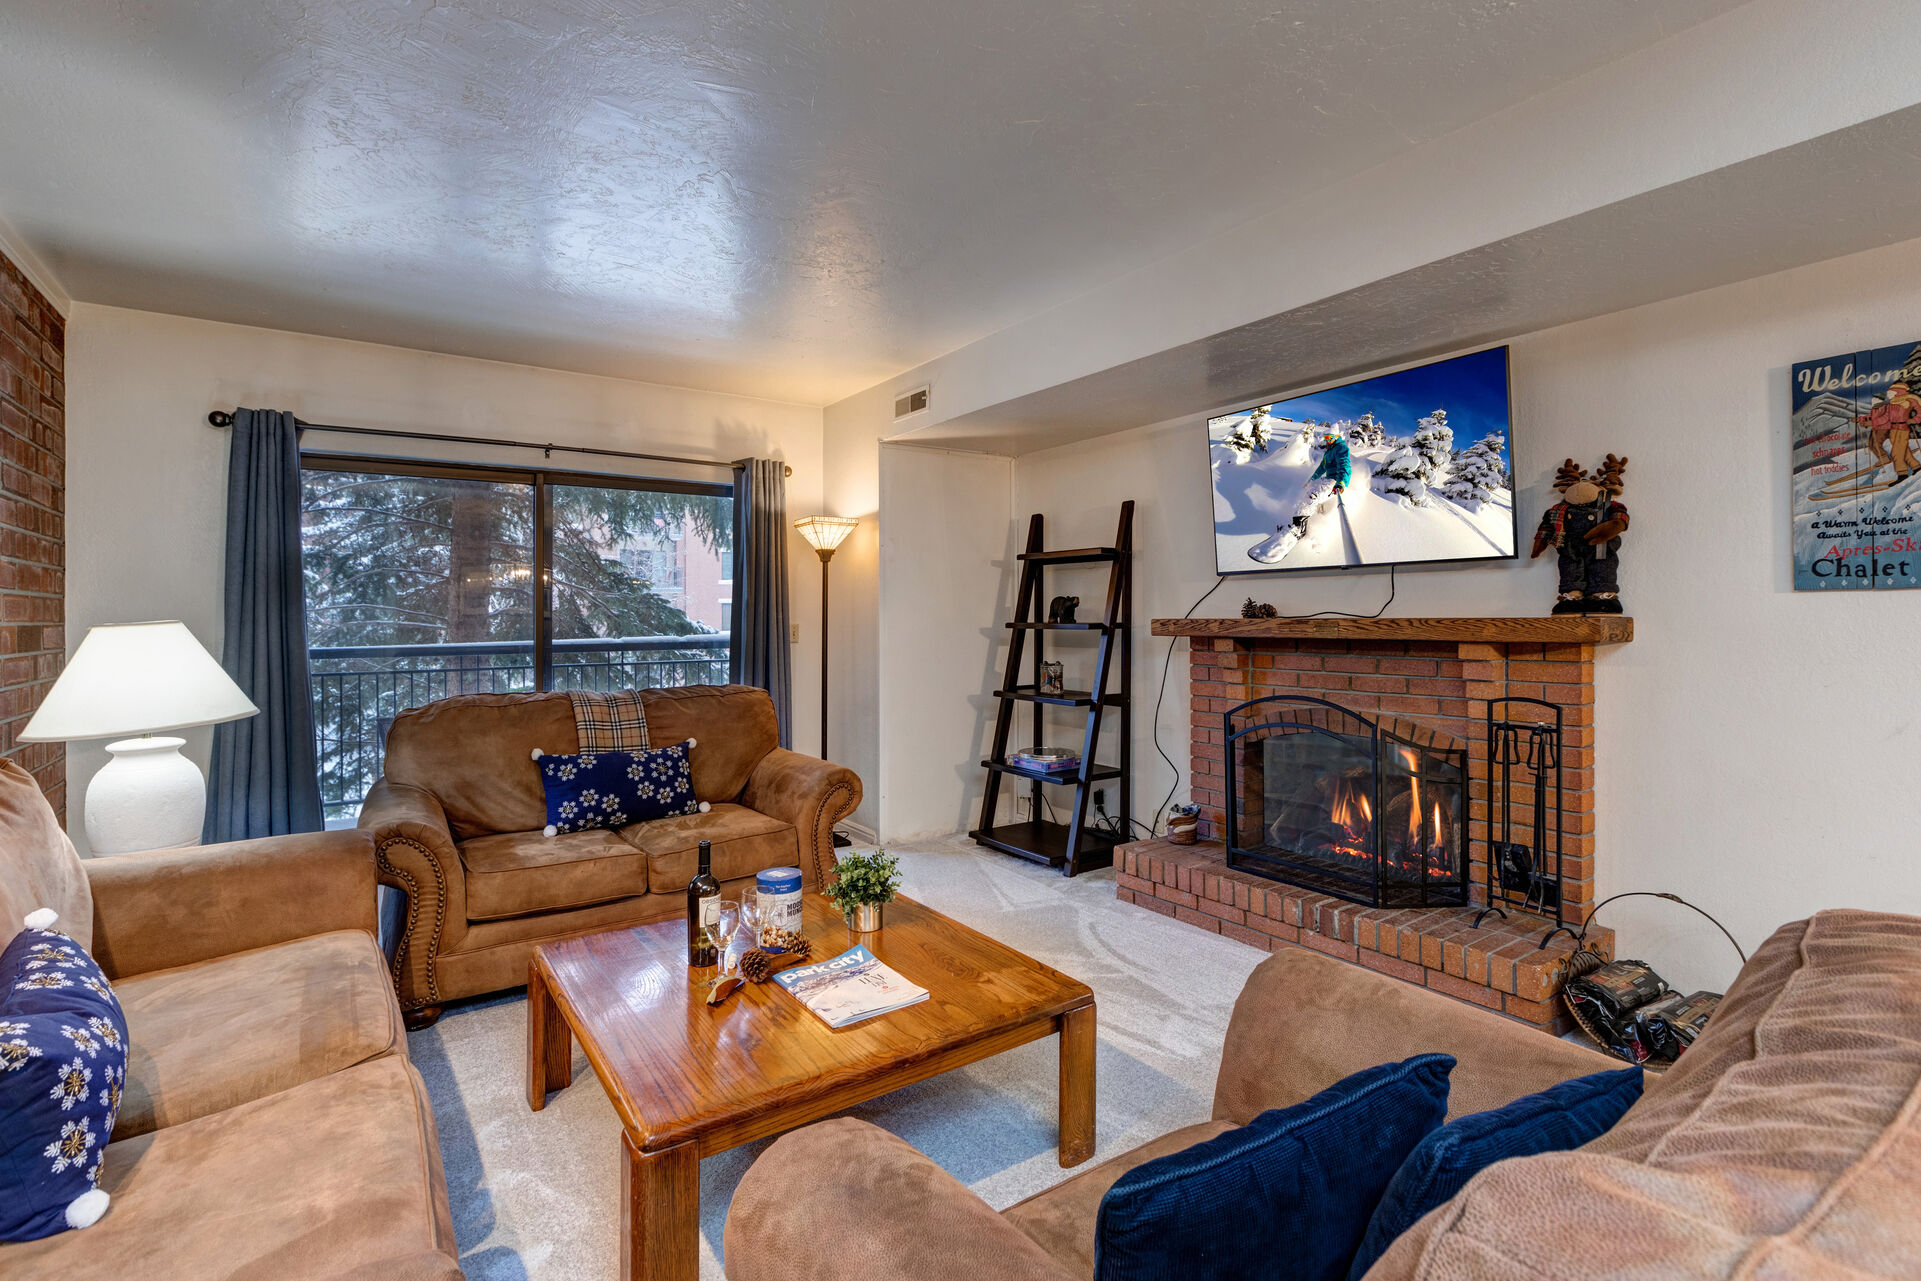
[727, 909, 1921, 1280]
[0, 760, 460, 1280]
[360, 684, 860, 1026]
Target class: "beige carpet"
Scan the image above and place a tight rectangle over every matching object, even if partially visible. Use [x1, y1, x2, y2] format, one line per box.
[407, 836, 1267, 1279]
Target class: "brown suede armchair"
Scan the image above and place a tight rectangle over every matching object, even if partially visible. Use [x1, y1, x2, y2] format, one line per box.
[0, 760, 459, 1280]
[360, 683, 861, 1026]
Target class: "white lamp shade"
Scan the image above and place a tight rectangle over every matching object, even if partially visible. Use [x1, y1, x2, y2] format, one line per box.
[793, 515, 858, 552]
[20, 621, 259, 743]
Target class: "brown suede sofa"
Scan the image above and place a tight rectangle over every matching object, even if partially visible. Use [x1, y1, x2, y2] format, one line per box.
[360, 684, 860, 1026]
[0, 760, 460, 1280]
[726, 908, 1921, 1280]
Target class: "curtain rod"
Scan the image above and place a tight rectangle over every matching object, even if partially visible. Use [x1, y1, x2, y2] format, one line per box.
[205, 410, 789, 477]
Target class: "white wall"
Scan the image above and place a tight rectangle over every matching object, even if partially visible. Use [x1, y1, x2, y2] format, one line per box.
[875, 444, 1013, 840]
[1011, 233, 1921, 994]
[64, 303, 824, 853]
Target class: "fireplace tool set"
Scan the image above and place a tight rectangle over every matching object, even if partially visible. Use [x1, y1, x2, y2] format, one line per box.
[1472, 697, 1567, 947]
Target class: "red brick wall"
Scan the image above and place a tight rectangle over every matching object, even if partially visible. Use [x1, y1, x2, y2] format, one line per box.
[1188, 637, 1597, 924]
[0, 251, 64, 820]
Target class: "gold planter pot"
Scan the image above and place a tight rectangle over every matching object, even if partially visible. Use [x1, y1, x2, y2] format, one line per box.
[846, 902, 884, 932]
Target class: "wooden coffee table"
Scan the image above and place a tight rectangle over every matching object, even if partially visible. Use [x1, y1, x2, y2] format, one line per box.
[526, 892, 1096, 1281]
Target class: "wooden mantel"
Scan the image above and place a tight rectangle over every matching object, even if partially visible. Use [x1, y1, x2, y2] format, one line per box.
[1150, 615, 1633, 644]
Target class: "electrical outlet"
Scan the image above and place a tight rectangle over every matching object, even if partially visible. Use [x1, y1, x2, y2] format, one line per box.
[1015, 796, 1033, 821]
[789, 622, 800, 643]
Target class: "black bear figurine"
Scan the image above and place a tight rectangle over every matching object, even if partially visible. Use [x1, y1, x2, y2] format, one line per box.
[1046, 595, 1080, 624]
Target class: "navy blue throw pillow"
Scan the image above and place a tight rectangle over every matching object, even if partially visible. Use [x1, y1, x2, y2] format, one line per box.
[0, 920, 129, 1242]
[534, 740, 707, 835]
[1094, 1054, 1454, 1281]
[1346, 1066, 1643, 1280]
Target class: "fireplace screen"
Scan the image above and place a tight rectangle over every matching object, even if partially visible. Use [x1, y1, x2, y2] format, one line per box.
[1225, 696, 1467, 908]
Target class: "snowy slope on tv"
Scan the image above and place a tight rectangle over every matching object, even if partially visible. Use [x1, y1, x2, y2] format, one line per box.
[1209, 347, 1517, 574]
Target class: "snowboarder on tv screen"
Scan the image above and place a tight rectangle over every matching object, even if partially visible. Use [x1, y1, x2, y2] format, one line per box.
[1249, 428, 1351, 565]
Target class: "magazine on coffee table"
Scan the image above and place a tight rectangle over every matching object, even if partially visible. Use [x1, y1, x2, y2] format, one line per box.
[772, 944, 929, 1028]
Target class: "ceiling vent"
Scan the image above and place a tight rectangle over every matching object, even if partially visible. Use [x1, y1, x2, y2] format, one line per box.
[893, 387, 929, 420]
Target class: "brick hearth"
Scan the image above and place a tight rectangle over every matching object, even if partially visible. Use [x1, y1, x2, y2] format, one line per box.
[1133, 616, 1633, 1033]
[1117, 837, 1613, 1033]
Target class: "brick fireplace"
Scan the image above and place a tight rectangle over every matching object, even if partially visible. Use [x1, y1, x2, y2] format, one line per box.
[1119, 616, 1633, 1033]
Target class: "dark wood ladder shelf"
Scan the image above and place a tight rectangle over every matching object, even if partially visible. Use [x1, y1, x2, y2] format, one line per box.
[982, 759, 1125, 784]
[1018, 547, 1122, 563]
[973, 820, 1123, 870]
[993, 686, 1123, 707]
[1005, 620, 1118, 631]
[971, 501, 1133, 876]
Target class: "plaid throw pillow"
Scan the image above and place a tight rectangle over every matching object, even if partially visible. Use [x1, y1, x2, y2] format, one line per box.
[568, 690, 650, 752]
[1, 913, 127, 1242]
[533, 739, 708, 836]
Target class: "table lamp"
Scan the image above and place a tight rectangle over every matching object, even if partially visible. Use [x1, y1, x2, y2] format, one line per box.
[20, 621, 260, 854]
[792, 515, 858, 761]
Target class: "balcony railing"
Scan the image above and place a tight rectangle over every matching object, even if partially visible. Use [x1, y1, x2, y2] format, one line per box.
[311, 634, 730, 824]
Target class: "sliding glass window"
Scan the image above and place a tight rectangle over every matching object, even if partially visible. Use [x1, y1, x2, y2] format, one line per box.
[299, 457, 734, 824]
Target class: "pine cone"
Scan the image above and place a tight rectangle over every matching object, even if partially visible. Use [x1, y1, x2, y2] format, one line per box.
[738, 948, 772, 982]
[785, 935, 813, 963]
[1241, 597, 1261, 618]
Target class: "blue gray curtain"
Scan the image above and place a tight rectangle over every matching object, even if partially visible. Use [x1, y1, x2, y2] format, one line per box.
[204, 408, 323, 841]
[730, 458, 792, 748]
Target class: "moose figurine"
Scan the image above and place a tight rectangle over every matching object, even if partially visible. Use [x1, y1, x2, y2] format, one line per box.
[1532, 455, 1628, 615]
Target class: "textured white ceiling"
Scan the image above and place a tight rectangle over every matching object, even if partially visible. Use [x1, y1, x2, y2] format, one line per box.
[0, 0, 1744, 404]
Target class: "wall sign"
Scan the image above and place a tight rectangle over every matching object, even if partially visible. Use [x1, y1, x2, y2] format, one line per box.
[1791, 341, 1921, 590]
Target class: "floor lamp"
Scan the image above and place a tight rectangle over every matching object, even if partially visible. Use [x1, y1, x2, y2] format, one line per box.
[792, 515, 858, 765]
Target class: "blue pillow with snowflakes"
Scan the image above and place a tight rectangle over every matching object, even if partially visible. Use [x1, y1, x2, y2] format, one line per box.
[1, 913, 128, 1242]
[533, 739, 709, 836]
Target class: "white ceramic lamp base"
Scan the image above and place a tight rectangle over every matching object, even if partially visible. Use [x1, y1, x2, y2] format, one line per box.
[85, 735, 205, 855]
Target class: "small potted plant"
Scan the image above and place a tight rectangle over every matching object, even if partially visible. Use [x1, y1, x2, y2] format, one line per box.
[825, 848, 902, 932]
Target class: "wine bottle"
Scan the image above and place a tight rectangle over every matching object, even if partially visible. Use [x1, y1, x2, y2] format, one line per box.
[687, 839, 720, 967]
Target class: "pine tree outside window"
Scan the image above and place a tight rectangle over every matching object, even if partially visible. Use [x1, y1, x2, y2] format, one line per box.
[300, 457, 734, 824]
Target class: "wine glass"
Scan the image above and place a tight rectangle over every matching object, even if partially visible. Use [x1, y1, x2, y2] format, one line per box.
[714, 900, 741, 973]
[739, 888, 763, 955]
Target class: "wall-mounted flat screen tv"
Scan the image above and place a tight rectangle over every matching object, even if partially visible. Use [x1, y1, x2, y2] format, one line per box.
[1208, 346, 1516, 575]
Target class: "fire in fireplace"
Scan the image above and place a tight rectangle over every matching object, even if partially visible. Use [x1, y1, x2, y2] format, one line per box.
[1225, 696, 1467, 908]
